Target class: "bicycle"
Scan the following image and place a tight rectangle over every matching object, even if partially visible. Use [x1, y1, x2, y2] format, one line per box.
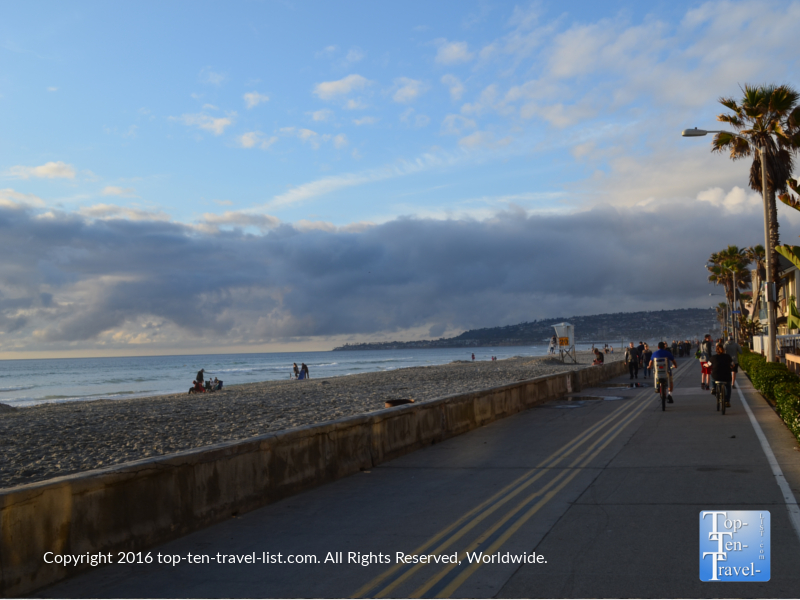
[653, 357, 670, 411]
[713, 380, 728, 415]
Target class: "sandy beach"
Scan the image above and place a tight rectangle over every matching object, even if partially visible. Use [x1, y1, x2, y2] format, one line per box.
[1, 351, 622, 489]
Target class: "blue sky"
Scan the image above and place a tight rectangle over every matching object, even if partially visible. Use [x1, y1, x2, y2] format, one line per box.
[1, 0, 799, 357]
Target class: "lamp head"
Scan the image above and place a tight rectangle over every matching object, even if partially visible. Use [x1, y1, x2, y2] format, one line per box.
[682, 127, 708, 137]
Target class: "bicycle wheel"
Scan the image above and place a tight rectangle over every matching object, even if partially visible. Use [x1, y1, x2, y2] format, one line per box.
[660, 382, 666, 411]
[720, 385, 726, 415]
[716, 384, 720, 411]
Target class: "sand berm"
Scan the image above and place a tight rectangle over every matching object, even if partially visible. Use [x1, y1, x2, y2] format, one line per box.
[1, 351, 623, 490]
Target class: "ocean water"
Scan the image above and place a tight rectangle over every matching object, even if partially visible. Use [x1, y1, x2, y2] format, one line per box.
[0, 343, 612, 408]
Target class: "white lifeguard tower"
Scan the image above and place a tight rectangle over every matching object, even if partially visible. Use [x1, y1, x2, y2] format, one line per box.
[552, 322, 577, 364]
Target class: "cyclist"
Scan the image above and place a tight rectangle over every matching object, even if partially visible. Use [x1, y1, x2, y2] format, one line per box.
[723, 336, 742, 389]
[698, 334, 713, 390]
[706, 344, 733, 407]
[648, 341, 677, 403]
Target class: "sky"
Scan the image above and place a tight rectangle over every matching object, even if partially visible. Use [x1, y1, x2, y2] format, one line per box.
[1, 0, 800, 358]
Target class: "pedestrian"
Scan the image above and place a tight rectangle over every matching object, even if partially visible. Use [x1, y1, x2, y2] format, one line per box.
[292, 363, 300, 379]
[641, 343, 653, 379]
[625, 342, 640, 379]
[723, 336, 742, 389]
[301, 363, 310, 379]
[699, 334, 714, 390]
[472, 353, 475, 361]
[196, 368, 205, 384]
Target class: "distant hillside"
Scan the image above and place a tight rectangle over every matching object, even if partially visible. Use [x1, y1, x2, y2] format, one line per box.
[333, 308, 717, 350]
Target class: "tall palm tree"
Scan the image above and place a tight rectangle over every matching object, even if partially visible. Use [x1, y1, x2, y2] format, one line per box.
[744, 244, 766, 316]
[713, 84, 800, 279]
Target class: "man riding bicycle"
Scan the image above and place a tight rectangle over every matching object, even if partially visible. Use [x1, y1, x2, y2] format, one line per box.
[648, 341, 677, 403]
[706, 344, 733, 408]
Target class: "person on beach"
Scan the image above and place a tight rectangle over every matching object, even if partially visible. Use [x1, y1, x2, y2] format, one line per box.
[592, 348, 604, 366]
[196, 368, 205, 383]
[300, 363, 310, 379]
[189, 380, 205, 394]
[472, 353, 475, 361]
[293, 363, 300, 379]
[625, 342, 640, 379]
[641, 344, 653, 379]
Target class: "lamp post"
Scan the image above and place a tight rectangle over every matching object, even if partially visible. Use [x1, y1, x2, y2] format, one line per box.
[684, 128, 776, 361]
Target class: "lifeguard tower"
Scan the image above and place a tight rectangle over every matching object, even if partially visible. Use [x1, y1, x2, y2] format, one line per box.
[552, 322, 577, 364]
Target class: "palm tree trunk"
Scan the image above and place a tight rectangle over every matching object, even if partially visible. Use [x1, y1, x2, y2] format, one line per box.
[769, 189, 781, 281]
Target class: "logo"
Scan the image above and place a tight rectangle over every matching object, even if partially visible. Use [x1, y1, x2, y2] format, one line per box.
[699, 511, 770, 582]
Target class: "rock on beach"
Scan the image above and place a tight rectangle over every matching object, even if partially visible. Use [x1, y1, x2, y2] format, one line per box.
[0, 351, 621, 490]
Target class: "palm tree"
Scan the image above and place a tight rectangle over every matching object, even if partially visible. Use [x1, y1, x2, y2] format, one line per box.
[713, 84, 800, 279]
[744, 244, 766, 316]
[707, 246, 751, 338]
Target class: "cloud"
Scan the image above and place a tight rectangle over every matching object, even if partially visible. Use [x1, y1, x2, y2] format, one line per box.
[267, 151, 451, 208]
[441, 74, 465, 101]
[200, 210, 281, 232]
[0, 196, 770, 351]
[101, 186, 137, 197]
[441, 114, 477, 136]
[7, 161, 76, 180]
[176, 113, 235, 135]
[47, 87, 58, 92]
[313, 74, 370, 100]
[434, 39, 474, 64]
[238, 132, 278, 149]
[0, 188, 46, 208]
[353, 116, 378, 126]
[77, 204, 170, 221]
[345, 47, 365, 63]
[458, 131, 511, 149]
[345, 99, 368, 110]
[310, 109, 333, 122]
[243, 92, 270, 109]
[392, 77, 427, 103]
[400, 108, 430, 128]
[199, 67, 225, 85]
[333, 134, 348, 149]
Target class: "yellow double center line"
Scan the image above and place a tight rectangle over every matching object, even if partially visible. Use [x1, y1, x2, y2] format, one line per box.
[353, 384, 658, 599]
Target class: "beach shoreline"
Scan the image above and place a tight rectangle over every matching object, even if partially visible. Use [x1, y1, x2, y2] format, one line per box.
[1, 351, 623, 490]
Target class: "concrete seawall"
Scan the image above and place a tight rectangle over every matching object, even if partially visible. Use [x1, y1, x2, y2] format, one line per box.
[0, 360, 626, 597]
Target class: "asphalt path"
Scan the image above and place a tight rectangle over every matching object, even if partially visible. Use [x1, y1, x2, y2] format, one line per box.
[40, 359, 800, 598]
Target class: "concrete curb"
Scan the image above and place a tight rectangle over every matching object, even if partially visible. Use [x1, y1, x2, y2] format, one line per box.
[1, 360, 625, 597]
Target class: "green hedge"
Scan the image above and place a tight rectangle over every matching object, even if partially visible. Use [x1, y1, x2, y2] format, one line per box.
[739, 349, 800, 443]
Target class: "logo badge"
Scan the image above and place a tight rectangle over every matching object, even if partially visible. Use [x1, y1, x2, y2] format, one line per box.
[699, 511, 770, 581]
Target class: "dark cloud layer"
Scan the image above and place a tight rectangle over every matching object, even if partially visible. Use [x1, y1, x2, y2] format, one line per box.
[0, 201, 773, 352]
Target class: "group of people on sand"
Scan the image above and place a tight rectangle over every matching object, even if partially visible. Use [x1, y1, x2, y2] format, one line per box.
[292, 362, 310, 380]
[188, 368, 223, 394]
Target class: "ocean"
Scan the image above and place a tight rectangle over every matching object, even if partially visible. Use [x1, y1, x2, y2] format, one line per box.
[0, 343, 614, 408]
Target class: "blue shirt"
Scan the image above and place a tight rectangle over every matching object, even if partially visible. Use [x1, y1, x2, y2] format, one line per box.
[650, 349, 675, 362]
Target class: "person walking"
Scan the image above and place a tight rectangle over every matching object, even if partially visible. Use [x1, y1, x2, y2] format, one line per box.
[292, 363, 300, 379]
[723, 336, 742, 389]
[196, 368, 205, 385]
[641, 343, 653, 379]
[301, 363, 310, 379]
[625, 342, 640, 379]
[698, 334, 714, 390]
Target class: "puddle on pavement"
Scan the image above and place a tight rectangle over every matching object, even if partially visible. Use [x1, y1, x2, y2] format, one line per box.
[567, 395, 625, 401]
[597, 383, 648, 389]
[548, 395, 624, 408]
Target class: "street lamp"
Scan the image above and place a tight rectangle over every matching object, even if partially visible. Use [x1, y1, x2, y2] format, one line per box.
[684, 127, 776, 361]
